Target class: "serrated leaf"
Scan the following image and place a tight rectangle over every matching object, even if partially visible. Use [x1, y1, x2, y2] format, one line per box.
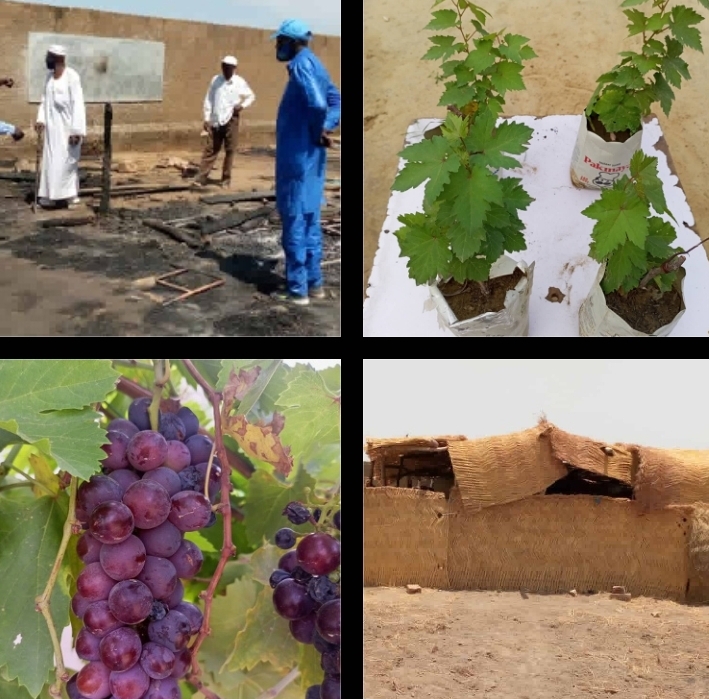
[699, 0, 709, 10]
[624, 8, 647, 35]
[249, 544, 288, 587]
[602, 240, 647, 293]
[429, 35, 455, 47]
[440, 59, 463, 77]
[0, 361, 118, 480]
[629, 151, 671, 218]
[502, 225, 527, 253]
[425, 9, 458, 30]
[298, 643, 324, 690]
[466, 2, 490, 24]
[481, 226, 505, 262]
[395, 214, 453, 285]
[633, 53, 660, 73]
[500, 176, 534, 213]
[488, 61, 525, 92]
[438, 82, 478, 107]
[653, 71, 675, 116]
[485, 202, 512, 230]
[0, 495, 68, 698]
[448, 255, 493, 283]
[192, 360, 222, 388]
[444, 165, 504, 237]
[224, 414, 293, 476]
[585, 189, 650, 258]
[394, 136, 461, 204]
[465, 47, 496, 72]
[661, 54, 690, 86]
[615, 65, 646, 89]
[465, 111, 531, 169]
[669, 5, 704, 52]
[645, 11, 668, 31]
[519, 45, 538, 60]
[643, 38, 666, 55]
[499, 34, 533, 62]
[447, 223, 486, 260]
[242, 468, 317, 547]
[441, 112, 468, 141]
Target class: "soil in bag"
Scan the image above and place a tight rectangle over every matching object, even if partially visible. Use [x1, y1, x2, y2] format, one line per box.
[438, 267, 524, 322]
[587, 113, 634, 144]
[605, 285, 683, 334]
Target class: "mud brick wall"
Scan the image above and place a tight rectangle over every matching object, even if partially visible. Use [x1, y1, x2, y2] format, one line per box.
[0, 0, 341, 156]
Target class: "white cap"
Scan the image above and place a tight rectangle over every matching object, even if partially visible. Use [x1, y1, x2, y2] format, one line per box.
[222, 55, 238, 67]
[48, 44, 67, 56]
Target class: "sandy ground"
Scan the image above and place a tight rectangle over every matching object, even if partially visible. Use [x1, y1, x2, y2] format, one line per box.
[0, 149, 341, 336]
[365, 587, 709, 699]
[363, 0, 709, 300]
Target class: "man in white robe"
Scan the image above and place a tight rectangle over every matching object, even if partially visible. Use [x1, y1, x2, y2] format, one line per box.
[35, 45, 86, 209]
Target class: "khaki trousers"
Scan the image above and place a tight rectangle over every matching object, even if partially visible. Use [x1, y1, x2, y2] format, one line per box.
[197, 113, 239, 183]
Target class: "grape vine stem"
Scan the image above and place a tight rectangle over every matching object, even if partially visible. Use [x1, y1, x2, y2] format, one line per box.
[149, 359, 171, 431]
[35, 477, 78, 698]
[181, 360, 238, 693]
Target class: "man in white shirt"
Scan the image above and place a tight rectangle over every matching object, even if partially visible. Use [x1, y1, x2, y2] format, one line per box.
[35, 45, 86, 209]
[195, 55, 256, 188]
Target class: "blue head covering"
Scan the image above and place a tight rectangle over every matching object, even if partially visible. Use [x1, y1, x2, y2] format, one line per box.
[270, 19, 313, 41]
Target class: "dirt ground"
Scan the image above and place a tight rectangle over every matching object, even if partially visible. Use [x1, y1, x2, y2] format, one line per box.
[0, 149, 340, 336]
[363, 0, 709, 299]
[365, 587, 709, 699]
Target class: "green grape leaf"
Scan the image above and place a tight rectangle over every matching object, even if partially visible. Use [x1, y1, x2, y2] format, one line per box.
[629, 151, 672, 218]
[197, 664, 303, 699]
[484, 202, 511, 230]
[488, 61, 526, 92]
[643, 38, 666, 55]
[645, 217, 678, 258]
[423, 35, 459, 61]
[500, 176, 534, 213]
[614, 65, 646, 89]
[394, 213, 452, 285]
[242, 468, 317, 547]
[519, 45, 537, 60]
[699, 0, 709, 10]
[602, 241, 647, 293]
[498, 34, 535, 62]
[227, 585, 299, 673]
[438, 82, 477, 106]
[298, 643, 324, 690]
[250, 543, 290, 587]
[645, 11, 668, 31]
[481, 226, 505, 262]
[661, 54, 691, 86]
[466, 2, 491, 24]
[502, 225, 527, 253]
[0, 360, 118, 480]
[444, 166, 504, 239]
[464, 47, 496, 73]
[584, 188, 650, 258]
[633, 53, 660, 73]
[441, 112, 468, 141]
[0, 494, 68, 698]
[621, 0, 650, 6]
[669, 5, 704, 52]
[191, 360, 222, 388]
[425, 9, 458, 30]
[446, 223, 486, 261]
[653, 71, 675, 116]
[624, 8, 647, 35]
[448, 255, 493, 283]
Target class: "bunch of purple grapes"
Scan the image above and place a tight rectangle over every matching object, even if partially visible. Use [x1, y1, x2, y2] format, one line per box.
[68, 398, 221, 699]
[270, 502, 341, 699]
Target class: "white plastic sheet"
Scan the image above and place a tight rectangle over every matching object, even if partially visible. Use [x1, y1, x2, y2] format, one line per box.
[363, 115, 709, 337]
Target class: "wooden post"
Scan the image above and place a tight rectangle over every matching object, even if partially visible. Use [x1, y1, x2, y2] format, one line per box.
[99, 102, 113, 215]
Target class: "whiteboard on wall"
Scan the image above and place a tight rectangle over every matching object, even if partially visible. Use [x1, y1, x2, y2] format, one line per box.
[28, 33, 165, 103]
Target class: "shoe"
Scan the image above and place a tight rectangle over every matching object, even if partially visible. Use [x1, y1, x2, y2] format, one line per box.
[309, 286, 326, 299]
[38, 198, 54, 209]
[68, 197, 81, 209]
[270, 290, 310, 307]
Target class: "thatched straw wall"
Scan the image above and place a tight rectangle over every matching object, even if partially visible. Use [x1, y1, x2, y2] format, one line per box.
[635, 447, 709, 509]
[364, 487, 448, 588]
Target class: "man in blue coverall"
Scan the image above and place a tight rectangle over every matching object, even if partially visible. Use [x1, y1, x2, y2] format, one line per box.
[0, 77, 24, 142]
[269, 19, 341, 307]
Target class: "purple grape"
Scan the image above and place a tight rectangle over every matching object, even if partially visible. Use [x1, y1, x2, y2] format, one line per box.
[77, 562, 116, 601]
[168, 539, 203, 579]
[296, 533, 340, 576]
[313, 632, 337, 654]
[100, 626, 142, 672]
[147, 610, 191, 652]
[76, 475, 123, 522]
[128, 397, 153, 431]
[205, 510, 217, 527]
[144, 676, 181, 699]
[312, 508, 322, 522]
[76, 660, 111, 699]
[305, 685, 320, 699]
[140, 641, 175, 680]
[123, 480, 171, 529]
[320, 675, 341, 699]
[89, 501, 135, 544]
[75, 626, 102, 661]
[172, 601, 203, 635]
[109, 663, 150, 699]
[279, 550, 298, 573]
[177, 465, 201, 492]
[321, 649, 340, 676]
[66, 674, 83, 699]
[176, 406, 199, 438]
[269, 569, 291, 589]
[333, 510, 340, 531]
[101, 430, 131, 471]
[275, 528, 297, 549]
[100, 535, 146, 581]
[107, 468, 141, 493]
[289, 612, 316, 643]
[142, 467, 182, 496]
[72, 592, 91, 619]
[108, 579, 153, 624]
[168, 491, 212, 531]
[107, 418, 140, 439]
[316, 599, 340, 645]
[83, 601, 122, 638]
[127, 430, 168, 472]
[137, 521, 183, 558]
[169, 647, 191, 679]
[194, 461, 221, 502]
[164, 579, 184, 609]
[149, 600, 169, 622]
[283, 501, 311, 525]
[291, 566, 313, 584]
[164, 440, 191, 472]
[184, 434, 214, 464]
[272, 579, 317, 620]
[308, 576, 338, 604]
[77, 532, 102, 564]
[137, 556, 178, 600]
[158, 413, 187, 442]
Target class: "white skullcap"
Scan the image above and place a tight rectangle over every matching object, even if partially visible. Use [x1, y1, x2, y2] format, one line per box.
[222, 55, 238, 66]
[48, 45, 67, 56]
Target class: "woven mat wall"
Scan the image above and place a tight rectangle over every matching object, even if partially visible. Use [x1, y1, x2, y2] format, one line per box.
[447, 491, 691, 601]
[364, 487, 448, 588]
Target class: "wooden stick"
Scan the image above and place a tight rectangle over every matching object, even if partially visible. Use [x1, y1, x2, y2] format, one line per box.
[142, 218, 203, 249]
[200, 205, 274, 236]
[90, 184, 194, 198]
[162, 280, 224, 306]
[199, 191, 275, 205]
[157, 280, 192, 293]
[156, 268, 188, 281]
[99, 103, 113, 215]
[322, 258, 341, 267]
[40, 216, 95, 228]
[32, 131, 42, 214]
